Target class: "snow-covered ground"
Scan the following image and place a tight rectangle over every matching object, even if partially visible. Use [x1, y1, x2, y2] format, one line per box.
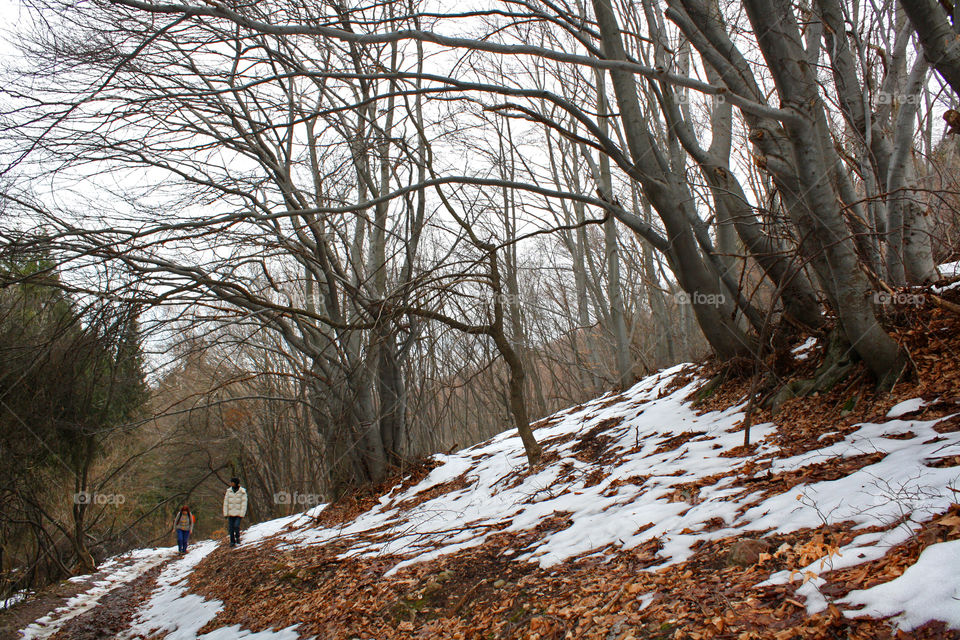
[19, 547, 174, 639]
[267, 363, 960, 630]
[840, 538, 960, 630]
[119, 540, 306, 640]
[284, 364, 772, 572]
[239, 510, 320, 548]
[939, 260, 960, 278]
[791, 336, 818, 360]
[936, 260, 960, 293]
[2, 590, 31, 611]
[12, 515, 322, 640]
[15, 361, 960, 637]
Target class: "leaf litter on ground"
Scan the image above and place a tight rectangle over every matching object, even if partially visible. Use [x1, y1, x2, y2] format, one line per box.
[14, 278, 960, 639]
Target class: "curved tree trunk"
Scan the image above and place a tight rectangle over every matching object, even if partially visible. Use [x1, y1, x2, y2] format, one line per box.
[900, 0, 960, 98]
[592, 0, 755, 361]
[487, 250, 542, 467]
[742, 0, 909, 386]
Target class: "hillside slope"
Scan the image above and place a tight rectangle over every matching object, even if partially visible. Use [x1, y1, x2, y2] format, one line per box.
[8, 283, 960, 639]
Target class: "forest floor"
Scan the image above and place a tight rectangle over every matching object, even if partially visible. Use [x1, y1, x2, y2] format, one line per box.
[6, 267, 960, 640]
[0, 578, 87, 640]
[0, 549, 174, 640]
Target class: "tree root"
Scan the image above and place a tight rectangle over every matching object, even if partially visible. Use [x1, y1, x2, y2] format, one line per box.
[692, 371, 727, 404]
[765, 330, 858, 413]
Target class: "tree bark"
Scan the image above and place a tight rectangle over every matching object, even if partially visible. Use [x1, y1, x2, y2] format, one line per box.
[742, 0, 909, 386]
[900, 0, 960, 97]
[591, 0, 755, 361]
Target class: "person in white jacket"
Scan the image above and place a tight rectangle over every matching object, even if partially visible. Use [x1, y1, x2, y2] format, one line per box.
[223, 477, 248, 547]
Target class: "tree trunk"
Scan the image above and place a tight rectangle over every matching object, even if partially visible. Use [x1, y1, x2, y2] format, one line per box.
[488, 250, 542, 467]
[900, 0, 960, 97]
[376, 328, 405, 467]
[742, 0, 909, 386]
[592, 0, 755, 361]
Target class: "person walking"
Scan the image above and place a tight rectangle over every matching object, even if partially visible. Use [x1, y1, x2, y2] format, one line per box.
[222, 477, 248, 547]
[174, 505, 194, 553]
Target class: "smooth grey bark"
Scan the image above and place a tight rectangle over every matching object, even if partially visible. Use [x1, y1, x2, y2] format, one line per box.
[650, 31, 825, 331]
[661, 102, 826, 331]
[705, 64, 741, 284]
[635, 187, 677, 365]
[604, 216, 633, 386]
[375, 329, 406, 467]
[741, 0, 909, 386]
[639, 0, 766, 335]
[587, 73, 634, 386]
[498, 118, 549, 415]
[667, 0, 907, 382]
[899, 0, 960, 97]
[350, 360, 388, 485]
[591, 0, 755, 361]
[816, 0, 936, 283]
[350, 25, 407, 476]
[488, 253, 542, 468]
[665, 0, 834, 289]
[549, 162, 603, 390]
[887, 59, 938, 283]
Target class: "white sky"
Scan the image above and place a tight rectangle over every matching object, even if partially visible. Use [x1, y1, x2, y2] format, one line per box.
[0, 0, 23, 54]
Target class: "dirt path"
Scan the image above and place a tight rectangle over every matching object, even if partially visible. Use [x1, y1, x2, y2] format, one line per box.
[0, 580, 90, 640]
[47, 563, 164, 640]
[0, 549, 174, 640]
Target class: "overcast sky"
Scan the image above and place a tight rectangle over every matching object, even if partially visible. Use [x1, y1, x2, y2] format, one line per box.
[0, 0, 23, 58]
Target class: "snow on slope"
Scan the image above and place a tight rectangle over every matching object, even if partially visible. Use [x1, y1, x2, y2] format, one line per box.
[17, 362, 960, 637]
[936, 260, 960, 293]
[939, 260, 960, 278]
[120, 540, 305, 640]
[840, 538, 960, 630]
[15, 515, 320, 640]
[112, 514, 323, 639]
[284, 363, 774, 572]
[269, 363, 960, 630]
[19, 547, 174, 639]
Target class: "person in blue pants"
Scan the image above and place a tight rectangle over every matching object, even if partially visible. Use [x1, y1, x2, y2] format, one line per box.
[222, 477, 248, 547]
[174, 505, 194, 553]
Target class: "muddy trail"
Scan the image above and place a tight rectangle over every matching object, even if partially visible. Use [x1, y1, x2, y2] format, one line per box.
[0, 581, 88, 640]
[46, 563, 164, 640]
[0, 549, 177, 640]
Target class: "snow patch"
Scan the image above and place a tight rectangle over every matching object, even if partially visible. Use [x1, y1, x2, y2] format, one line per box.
[121, 540, 311, 640]
[887, 398, 925, 418]
[938, 260, 960, 278]
[239, 510, 318, 548]
[840, 539, 960, 630]
[266, 364, 960, 630]
[791, 337, 818, 360]
[2, 590, 30, 610]
[19, 547, 174, 640]
[935, 261, 960, 292]
[32, 357, 960, 638]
